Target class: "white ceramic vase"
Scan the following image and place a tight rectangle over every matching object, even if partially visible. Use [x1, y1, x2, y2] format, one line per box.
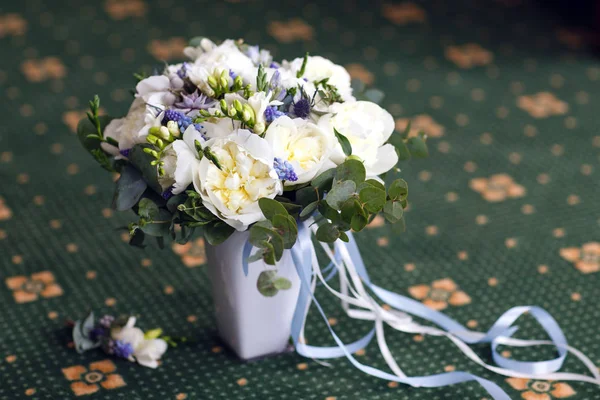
[205, 230, 301, 360]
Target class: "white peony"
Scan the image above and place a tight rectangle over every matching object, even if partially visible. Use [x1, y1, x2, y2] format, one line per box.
[319, 101, 398, 177]
[101, 98, 163, 157]
[136, 75, 176, 107]
[285, 56, 354, 101]
[192, 129, 282, 231]
[202, 116, 241, 139]
[264, 116, 335, 185]
[158, 125, 204, 194]
[110, 317, 168, 369]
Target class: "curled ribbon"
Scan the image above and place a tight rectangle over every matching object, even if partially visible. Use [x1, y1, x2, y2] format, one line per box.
[243, 221, 600, 398]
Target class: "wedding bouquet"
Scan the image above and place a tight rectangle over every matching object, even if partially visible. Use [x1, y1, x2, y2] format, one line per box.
[78, 38, 427, 294]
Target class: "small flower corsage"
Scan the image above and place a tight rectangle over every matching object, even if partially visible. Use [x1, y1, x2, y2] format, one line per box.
[72, 312, 182, 368]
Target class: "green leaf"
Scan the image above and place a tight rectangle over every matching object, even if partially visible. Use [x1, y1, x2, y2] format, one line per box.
[77, 115, 114, 154]
[140, 221, 170, 237]
[128, 144, 162, 194]
[247, 250, 266, 263]
[90, 149, 114, 172]
[311, 168, 336, 191]
[359, 186, 386, 213]
[400, 121, 411, 140]
[273, 277, 292, 290]
[259, 198, 288, 221]
[300, 201, 319, 218]
[316, 223, 340, 243]
[339, 231, 350, 242]
[272, 214, 298, 249]
[326, 180, 356, 210]
[341, 198, 363, 223]
[336, 159, 366, 184]
[138, 198, 159, 220]
[166, 193, 186, 213]
[406, 135, 429, 158]
[249, 225, 284, 262]
[383, 200, 404, 223]
[112, 166, 147, 211]
[204, 221, 235, 245]
[257, 270, 279, 297]
[334, 128, 353, 157]
[391, 216, 406, 234]
[296, 52, 309, 78]
[318, 201, 341, 222]
[389, 179, 408, 201]
[144, 328, 163, 340]
[129, 228, 146, 248]
[351, 214, 368, 232]
[296, 186, 319, 207]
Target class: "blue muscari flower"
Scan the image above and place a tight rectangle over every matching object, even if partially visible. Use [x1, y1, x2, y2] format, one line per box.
[264, 106, 285, 123]
[120, 149, 131, 158]
[274, 157, 298, 182]
[292, 98, 311, 119]
[229, 69, 237, 80]
[163, 109, 194, 133]
[89, 326, 107, 342]
[177, 62, 189, 79]
[162, 188, 174, 200]
[113, 340, 134, 359]
[269, 62, 279, 69]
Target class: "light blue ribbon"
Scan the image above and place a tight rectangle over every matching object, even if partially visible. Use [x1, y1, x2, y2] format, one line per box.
[242, 222, 572, 399]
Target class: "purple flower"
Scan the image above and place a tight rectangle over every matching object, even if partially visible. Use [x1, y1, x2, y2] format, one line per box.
[162, 188, 174, 200]
[264, 106, 285, 123]
[113, 340, 134, 359]
[174, 91, 217, 114]
[89, 326, 107, 342]
[292, 98, 311, 119]
[163, 109, 195, 133]
[228, 69, 237, 80]
[99, 315, 115, 329]
[274, 158, 298, 182]
[176, 63, 189, 79]
[119, 149, 131, 158]
[102, 339, 116, 355]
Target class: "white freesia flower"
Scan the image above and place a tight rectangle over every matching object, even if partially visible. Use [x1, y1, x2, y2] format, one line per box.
[101, 98, 163, 157]
[264, 116, 334, 185]
[192, 129, 282, 231]
[202, 116, 241, 139]
[285, 56, 354, 101]
[319, 101, 398, 177]
[158, 125, 205, 194]
[247, 91, 282, 134]
[188, 39, 255, 84]
[111, 317, 168, 369]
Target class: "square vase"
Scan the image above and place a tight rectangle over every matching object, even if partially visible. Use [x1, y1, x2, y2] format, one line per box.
[205, 230, 301, 360]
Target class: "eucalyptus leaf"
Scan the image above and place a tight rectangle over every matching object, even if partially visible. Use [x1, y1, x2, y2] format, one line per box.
[336, 159, 366, 184]
[138, 198, 159, 220]
[383, 200, 404, 223]
[326, 180, 356, 210]
[300, 201, 319, 218]
[273, 277, 292, 290]
[257, 270, 279, 297]
[311, 168, 336, 191]
[359, 186, 386, 213]
[128, 144, 163, 194]
[389, 179, 408, 201]
[249, 225, 284, 261]
[407, 135, 429, 158]
[259, 198, 288, 221]
[351, 214, 368, 232]
[272, 214, 298, 249]
[316, 223, 340, 243]
[318, 201, 341, 222]
[129, 228, 146, 248]
[296, 186, 319, 207]
[112, 166, 147, 211]
[204, 221, 235, 245]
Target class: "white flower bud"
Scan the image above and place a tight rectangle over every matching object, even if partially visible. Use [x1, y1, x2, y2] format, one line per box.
[159, 126, 171, 140]
[167, 121, 180, 136]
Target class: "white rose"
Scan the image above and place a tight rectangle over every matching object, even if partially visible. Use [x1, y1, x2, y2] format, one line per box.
[192, 129, 282, 231]
[319, 101, 398, 177]
[285, 56, 354, 101]
[264, 116, 334, 185]
[158, 126, 204, 195]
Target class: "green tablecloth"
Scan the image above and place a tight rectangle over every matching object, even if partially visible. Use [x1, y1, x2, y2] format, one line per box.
[1, 0, 599, 399]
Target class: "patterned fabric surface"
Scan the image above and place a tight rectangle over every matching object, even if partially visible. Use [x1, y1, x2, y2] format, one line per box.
[1, 0, 599, 399]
